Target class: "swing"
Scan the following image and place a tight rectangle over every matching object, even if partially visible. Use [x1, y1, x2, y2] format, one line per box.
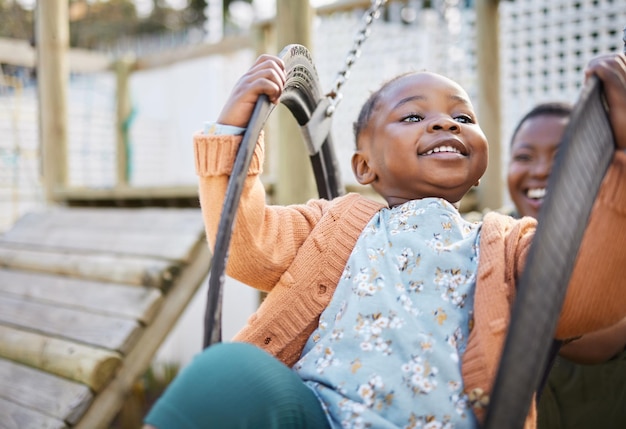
[203, 1, 622, 427]
[203, 0, 387, 347]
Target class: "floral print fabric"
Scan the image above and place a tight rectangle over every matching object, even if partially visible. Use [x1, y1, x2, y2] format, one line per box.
[294, 198, 482, 429]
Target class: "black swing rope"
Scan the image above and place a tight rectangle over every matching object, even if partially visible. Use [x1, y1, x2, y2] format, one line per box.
[482, 74, 615, 429]
[202, 44, 344, 347]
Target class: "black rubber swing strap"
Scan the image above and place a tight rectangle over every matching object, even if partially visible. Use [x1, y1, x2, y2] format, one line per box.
[483, 74, 614, 429]
[202, 94, 274, 348]
[203, 44, 342, 348]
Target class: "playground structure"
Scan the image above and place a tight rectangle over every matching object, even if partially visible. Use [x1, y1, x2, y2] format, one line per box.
[0, 0, 625, 428]
[0, 0, 507, 218]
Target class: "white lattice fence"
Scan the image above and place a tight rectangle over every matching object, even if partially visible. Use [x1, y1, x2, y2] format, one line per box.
[500, 0, 626, 176]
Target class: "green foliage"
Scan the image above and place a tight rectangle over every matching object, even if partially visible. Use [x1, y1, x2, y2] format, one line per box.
[70, 0, 140, 49]
[0, 2, 34, 42]
[0, 0, 258, 51]
[0, 0, 213, 50]
[187, 0, 208, 27]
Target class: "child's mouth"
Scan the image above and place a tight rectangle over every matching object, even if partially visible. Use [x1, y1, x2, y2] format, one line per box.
[423, 145, 461, 155]
[419, 139, 467, 157]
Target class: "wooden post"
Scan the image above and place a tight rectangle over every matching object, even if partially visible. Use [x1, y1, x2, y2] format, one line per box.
[274, 0, 316, 205]
[475, 0, 503, 210]
[115, 57, 135, 187]
[36, 0, 69, 202]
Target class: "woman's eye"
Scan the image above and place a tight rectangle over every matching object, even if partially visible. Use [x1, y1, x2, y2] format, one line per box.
[512, 154, 532, 163]
[454, 114, 474, 124]
[402, 114, 424, 122]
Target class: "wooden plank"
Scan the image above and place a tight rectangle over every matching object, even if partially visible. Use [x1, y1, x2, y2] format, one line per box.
[133, 34, 253, 70]
[0, 37, 35, 69]
[0, 296, 142, 354]
[0, 269, 163, 323]
[0, 227, 203, 263]
[0, 325, 121, 392]
[0, 245, 179, 289]
[0, 359, 92, 425]
[0, 36, 111, 73]
[0, 208, 206, 262]
[0, 207, 212, 426]
[5, 207, 204, 235]
[9, 229, 199, 262]
[0, 396, 67, 429]
[52, 184, 200, 202]
[74, 244, 211, 429]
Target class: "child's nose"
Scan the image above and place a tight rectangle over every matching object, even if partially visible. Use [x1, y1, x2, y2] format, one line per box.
[428, 117, 460, 133]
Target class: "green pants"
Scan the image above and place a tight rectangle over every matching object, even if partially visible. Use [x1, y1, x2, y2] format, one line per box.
[144, 342, 330, 429]
[537, 350, 626, 429]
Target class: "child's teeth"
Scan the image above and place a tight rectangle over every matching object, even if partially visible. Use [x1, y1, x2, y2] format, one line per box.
[425, 146, 460, 155]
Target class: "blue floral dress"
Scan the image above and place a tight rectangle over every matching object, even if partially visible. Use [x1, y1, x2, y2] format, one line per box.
[294, 198, 482, 429]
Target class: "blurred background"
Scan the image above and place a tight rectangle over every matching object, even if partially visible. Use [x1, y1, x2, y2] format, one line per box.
[1, 0, 625, 426]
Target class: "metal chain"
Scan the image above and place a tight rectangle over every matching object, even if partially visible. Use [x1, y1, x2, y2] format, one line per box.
[325, 0, 388, 116]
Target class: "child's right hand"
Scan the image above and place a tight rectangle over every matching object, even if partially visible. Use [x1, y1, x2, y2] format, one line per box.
[217, 54, 286, 129]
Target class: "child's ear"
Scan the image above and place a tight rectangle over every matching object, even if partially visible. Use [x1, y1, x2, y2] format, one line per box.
[352, 151, 376, 185]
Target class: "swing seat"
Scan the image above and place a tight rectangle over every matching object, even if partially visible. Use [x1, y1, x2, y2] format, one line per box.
[0, 206, 211, 429]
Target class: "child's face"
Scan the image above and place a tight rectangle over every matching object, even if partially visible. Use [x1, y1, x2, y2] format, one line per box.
[507, 114, 568, 219]
[351, 72, 488, 207]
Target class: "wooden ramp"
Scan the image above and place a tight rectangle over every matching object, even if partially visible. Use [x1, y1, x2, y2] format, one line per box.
[0, 207, 211, 429]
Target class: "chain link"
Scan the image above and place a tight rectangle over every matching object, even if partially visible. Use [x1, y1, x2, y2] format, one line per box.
[325, 0, 388, 116]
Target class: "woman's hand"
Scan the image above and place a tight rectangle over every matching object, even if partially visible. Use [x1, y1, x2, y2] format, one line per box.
[559, 317, 626, 364]
[584, 53, 626, 151]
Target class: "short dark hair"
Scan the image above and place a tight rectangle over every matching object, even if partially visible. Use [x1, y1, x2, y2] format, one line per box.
[353, 72, 416, 148]
[510, 102, 573, 146]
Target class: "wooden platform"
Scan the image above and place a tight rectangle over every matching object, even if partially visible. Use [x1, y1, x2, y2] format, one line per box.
[0, 207, 211, 429]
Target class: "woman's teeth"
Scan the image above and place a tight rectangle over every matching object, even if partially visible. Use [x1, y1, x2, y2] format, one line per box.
[527, 188, 546, 199]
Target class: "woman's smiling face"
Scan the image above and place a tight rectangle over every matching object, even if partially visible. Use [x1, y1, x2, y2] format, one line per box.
[507, 114, 569, 219]
[351, 72, 489, 207]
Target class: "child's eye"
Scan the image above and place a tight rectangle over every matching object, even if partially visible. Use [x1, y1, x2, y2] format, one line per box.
[401, 113, 424, 123]
[454, 114, 474, 124]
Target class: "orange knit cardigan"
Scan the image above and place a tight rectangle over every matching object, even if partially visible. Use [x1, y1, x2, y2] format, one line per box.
[195, 132, 626, 429]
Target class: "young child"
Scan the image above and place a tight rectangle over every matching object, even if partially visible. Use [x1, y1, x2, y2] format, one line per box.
[507, 101, 626, 429]
[144, 52, 626, 429]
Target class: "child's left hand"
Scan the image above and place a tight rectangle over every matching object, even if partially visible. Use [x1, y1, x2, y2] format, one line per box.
[584, 53, 626, 151]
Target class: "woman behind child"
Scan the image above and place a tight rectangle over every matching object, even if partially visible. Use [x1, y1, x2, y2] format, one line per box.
[507, 102, 626, 429]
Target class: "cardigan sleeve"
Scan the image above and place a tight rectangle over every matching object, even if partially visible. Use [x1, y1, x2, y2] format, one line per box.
[194, 131, 330, 292]
[554, 150, 626, 339]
